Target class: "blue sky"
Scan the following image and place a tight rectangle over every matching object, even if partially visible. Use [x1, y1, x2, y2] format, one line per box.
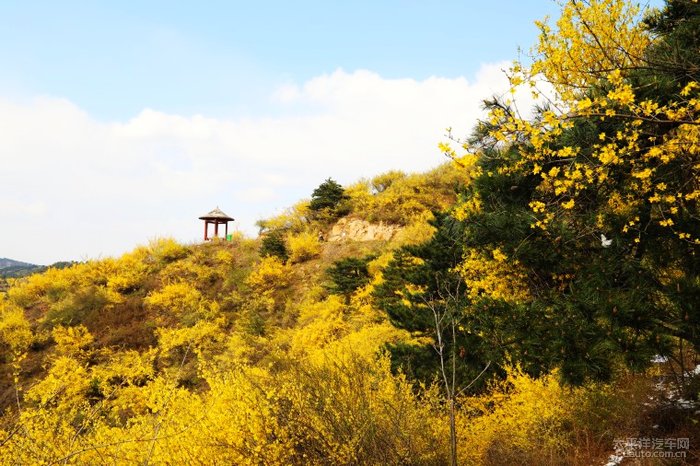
[0, 1, 560, 120]
[0, 1, 659, 264]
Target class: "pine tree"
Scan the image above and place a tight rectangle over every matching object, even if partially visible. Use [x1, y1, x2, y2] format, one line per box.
[259, 229, 289, 262]
[309, 178, 349, 220]
[443, 0, 700, 384]
[373, 213, 498, 387]
[326, 256, 373, 301]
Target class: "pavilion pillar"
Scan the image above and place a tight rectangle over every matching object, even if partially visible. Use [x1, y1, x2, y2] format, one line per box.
[214, 222, 219, 238]
[204, 221, 209, 241]
[225, 222, 229, 239]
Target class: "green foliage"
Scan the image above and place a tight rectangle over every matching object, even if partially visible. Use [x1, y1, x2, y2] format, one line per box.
[309, 177, 350, 220]
[309, 177, 347, 211]
[374, 213, 497, 389]
[326, 256, 373, 299]
[259, 228, 289, 261]
[440, 0, 700, 385]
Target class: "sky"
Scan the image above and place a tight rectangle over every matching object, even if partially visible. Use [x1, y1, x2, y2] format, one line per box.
[0, 1, 600, 264]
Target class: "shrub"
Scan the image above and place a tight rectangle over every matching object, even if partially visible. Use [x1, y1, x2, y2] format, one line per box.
[147, 238, 189, 264]
[326, 256, 373, 299]
[279, 353, 448, 465]
[43, 285, 116, 329]
[287, 231, 321, 263]
[143, 282, 215, 325]
[256, 200, 310, 233]
[52, 325, 94, 356]
[309, 178, 350, 221]
[371, 170, 406, 193]
[344, 180, 373, 214]
[259, 229, 289, 261]
[245, 256, 292, 292]
[309, 178, 347, 211]
[0, 301, 32, 356]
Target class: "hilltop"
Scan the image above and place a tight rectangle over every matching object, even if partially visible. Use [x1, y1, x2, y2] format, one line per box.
[0, 163, 474, 464]
[0, 258, 35, 269]
[1, 160, 696, 464]
[0, 163, 463, 368]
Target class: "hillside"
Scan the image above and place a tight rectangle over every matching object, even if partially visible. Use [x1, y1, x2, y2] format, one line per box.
[0, 164, 467, 464]
[0, 258, 77, 277]
[1, 1, 700, 463]
[0, 259, 40, 293]
[0, 258, 40, 277]
[0, 259, 76, 294]
[0, 161, 697, 464]
[0, 258, 35, 269]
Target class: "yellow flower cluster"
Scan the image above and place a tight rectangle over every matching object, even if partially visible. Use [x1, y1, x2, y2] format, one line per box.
[452, 0, 700, 245]
[456, 249, 531, 304]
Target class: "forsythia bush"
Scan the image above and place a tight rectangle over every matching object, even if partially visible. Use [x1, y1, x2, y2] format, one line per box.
[287, 231, 321, 263]
[456, 248, 531, 304]
[457, 367, 578, 465]
[245, 256, 292, 292]
[0, 232, 668, 465]
[147, 237, 190, 264]
[144, 281, 214, 325]
[0, 300, 32, 355]
[345, 164, 465, 225]
[52, 325, 93, 356]
[5, 5, 692, 454]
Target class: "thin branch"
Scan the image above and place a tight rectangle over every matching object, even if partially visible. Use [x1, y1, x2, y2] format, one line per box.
[457, 361, 493, 398]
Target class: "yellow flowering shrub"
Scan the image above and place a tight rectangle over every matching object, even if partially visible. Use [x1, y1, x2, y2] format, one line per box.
[0, 300, 32, 355]
[245, 256, 292, 293]
[344, 179, 373, 213]
[456, 249, 531, 304]
[256, 199, 311, 233]
[144, 281, 215, 325]
[458, 367, 578, 465]
[447, 0, 700, 247]
[285, 295, 348, 357]
[277, 354, 449, 465]
[393, 210, 438, 246]
[52, 325, 94, 356]
[287, 231, 321, 263]
[146, 237, 189, 264]
[104, 251, 149, 294]
[25, 356, 90, 410]
[6, 266, 75, 307]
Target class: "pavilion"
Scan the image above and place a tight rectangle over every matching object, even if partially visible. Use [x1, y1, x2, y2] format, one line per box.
[199, 207, 234, 241]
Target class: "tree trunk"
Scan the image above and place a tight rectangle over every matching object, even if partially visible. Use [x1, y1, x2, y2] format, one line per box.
[449, 397, 457, 466]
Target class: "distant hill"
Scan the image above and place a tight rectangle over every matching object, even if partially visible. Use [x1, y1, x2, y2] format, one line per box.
[0, 258, 42, 278]
[0, 258, 76, 279]
[0, 258, 36, 269]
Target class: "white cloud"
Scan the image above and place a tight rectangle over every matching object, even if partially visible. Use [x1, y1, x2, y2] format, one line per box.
[0, 199, 47, 217]
[234, 187, 277, 203]
[0, 63, 534, 264]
